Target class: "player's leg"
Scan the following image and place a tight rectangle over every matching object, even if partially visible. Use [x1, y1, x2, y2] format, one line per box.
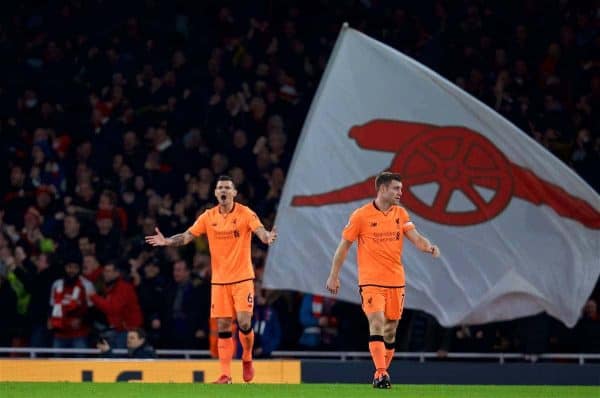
[361, 286, 389, 388]
[212, 284, 235, 383]
[233, 280, 255, 382]
[216, 317, 234, 383]
[366, 311, 387, 371]
[383, 319, 399, 370]
[383, 287, 405, 372]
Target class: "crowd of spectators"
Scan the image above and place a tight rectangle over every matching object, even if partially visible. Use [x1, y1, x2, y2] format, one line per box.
[0, 0, 598, 356]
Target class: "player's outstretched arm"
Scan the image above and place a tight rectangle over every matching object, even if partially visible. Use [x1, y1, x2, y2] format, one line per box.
[255, 226, 277, 245]
[145, 227, 195, 247]
[405, 229, 440, 258]
[326, 239, 352, 295]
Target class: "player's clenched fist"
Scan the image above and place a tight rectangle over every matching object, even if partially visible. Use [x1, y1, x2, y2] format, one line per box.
[326, 275, 340, 295]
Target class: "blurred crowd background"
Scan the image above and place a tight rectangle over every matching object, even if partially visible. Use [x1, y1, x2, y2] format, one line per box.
[0, 0, 598, 357]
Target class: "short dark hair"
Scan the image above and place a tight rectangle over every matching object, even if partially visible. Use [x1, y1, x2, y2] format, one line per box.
[129, 328, 146, 341]
[63, 251, 83, 266]
[78, 234, 92, 242]
[174, 259, 191, 271]
[216, 174, 235, 188]
[144, 256, 160, 267]
[100, 190, 117, 205]
[103, 262, 120, 272]
[375, 172, 402, 191]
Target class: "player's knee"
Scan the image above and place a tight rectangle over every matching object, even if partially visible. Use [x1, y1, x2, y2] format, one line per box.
[369, 321, 384, 334]
[367, 312, 385, 335]
[384, 320, 399, 338]
[237, 319, 251, 331]
[236, 311, 252, 331]
[383, 326, 397, 340]
[217, 318, 233, 332]
[384, 331, 396, 343]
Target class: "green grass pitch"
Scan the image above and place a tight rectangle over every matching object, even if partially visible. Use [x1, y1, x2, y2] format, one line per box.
[1, 382, 597, 398]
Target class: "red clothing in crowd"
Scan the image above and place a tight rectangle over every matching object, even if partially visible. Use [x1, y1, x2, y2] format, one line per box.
[50, 276, 94, 339]
[90, 277, 143, 331]
[85, 267, 103, 284]
[96, 208, 128, 232]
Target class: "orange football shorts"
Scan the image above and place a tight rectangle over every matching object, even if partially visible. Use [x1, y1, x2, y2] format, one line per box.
[360, 285, 405, 320]
[211, 279, 255, 318]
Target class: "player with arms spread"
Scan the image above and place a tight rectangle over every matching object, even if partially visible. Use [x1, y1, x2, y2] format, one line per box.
[146, 175, 277, 384]
[326, 172, 440, 389]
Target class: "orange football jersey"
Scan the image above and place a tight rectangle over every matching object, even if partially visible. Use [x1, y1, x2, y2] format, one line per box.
[188, 203, 263, 284]
[342, 201, 415, 287]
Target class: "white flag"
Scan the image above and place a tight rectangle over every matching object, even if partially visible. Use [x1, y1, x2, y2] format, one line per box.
[264, 26, 600, 327]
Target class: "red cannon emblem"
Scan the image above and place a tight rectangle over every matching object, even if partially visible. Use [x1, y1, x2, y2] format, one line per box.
[292, 120, 600, 228]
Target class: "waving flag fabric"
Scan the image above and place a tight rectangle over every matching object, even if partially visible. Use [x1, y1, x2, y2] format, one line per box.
[263, 25, 600, 327]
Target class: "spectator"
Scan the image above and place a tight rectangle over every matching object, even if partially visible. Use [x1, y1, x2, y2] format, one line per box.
[575, 299, 600, 353]
[160, 260, 209, 349]
[298, 294, 338, 350]
[0, 261, 18, 347]
[2, 166, 34, 228]
[252, 279, 281, 358]
[227, 129, 255, 171]
[97, 190, 128, 233]
[121, 131, 146, 175]
[82, 254, 103, 289]
[5, 247, 33, 347]
[89, 262, 143, 348]
[53, 215, 82, 265]
[49, 256, 94, 349]
[135, 257, 168, 346]
[97, 328, 157, 358]
[449, 323, 494, 353]
[69, 180, 97, 219]
[78, 234, 96, 257]
[93, 213, 121, 264]
[571, 128, 598, 188]
[17, 207, 45, 256]
[12, 253, 55, 348]
[33, 185, 59, 236]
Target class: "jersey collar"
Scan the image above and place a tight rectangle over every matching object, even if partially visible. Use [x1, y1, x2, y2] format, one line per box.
[372, 200, 394, 215]
[218, 202, 236, 216]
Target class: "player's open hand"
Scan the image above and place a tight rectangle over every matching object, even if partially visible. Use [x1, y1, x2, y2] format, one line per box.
[145, 227, 168, 246]
[326, 275, 340, 295]
[430, 245, 441, 258]
[266, 226, 278, 245]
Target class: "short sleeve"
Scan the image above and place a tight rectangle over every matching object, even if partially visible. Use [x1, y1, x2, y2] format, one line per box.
[342, 209, 362, 242]
[400, 207, 415, 232]
[188, 211, 208, 237]
[246, 208, 264, 232]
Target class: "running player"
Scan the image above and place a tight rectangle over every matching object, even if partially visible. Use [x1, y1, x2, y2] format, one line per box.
[326, 172, 440, 389]
[146, 175, 277, 384]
